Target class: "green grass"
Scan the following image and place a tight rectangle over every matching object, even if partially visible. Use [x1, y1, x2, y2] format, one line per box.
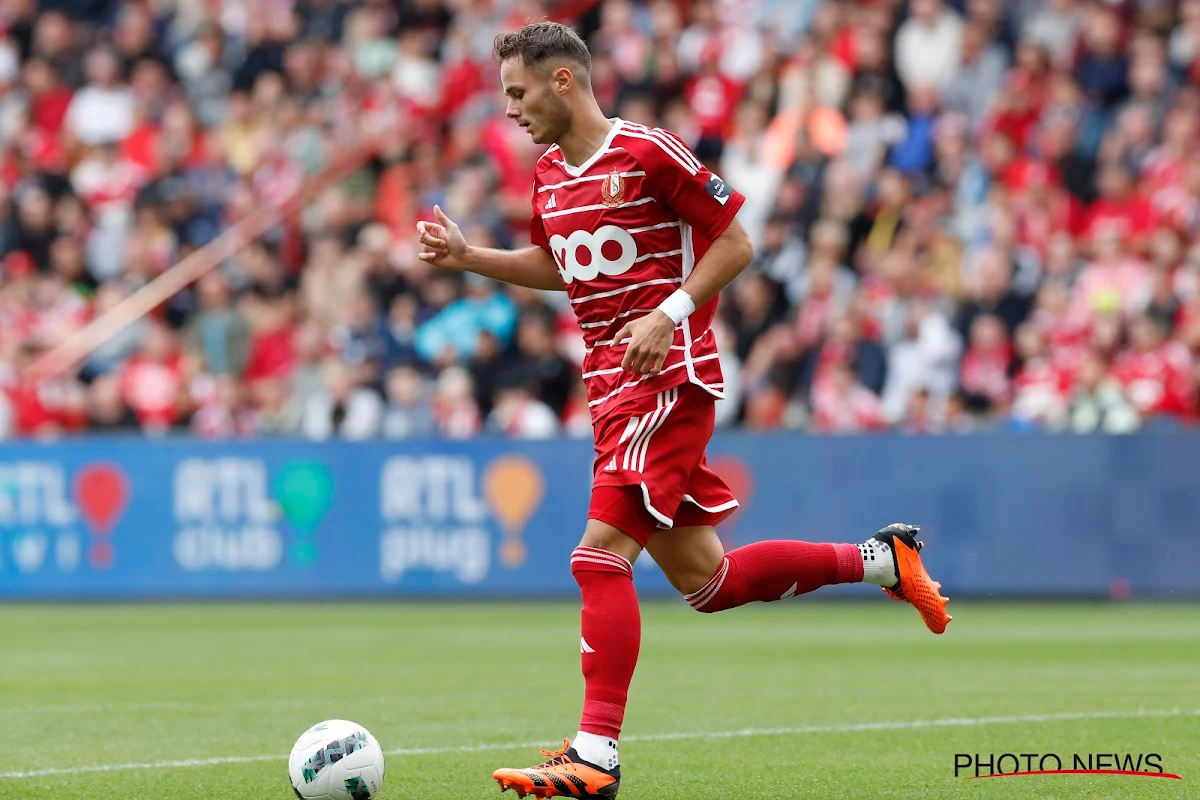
[1, 602, 1197, 800]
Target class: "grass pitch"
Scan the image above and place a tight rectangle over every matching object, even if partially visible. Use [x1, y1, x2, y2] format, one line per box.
[1, 601, 1196, 800]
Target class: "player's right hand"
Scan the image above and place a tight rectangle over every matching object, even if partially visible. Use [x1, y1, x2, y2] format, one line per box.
[417, 205, 470, 269]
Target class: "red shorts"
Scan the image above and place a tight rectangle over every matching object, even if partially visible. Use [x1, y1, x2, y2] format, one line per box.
[588, 381, 738, 546]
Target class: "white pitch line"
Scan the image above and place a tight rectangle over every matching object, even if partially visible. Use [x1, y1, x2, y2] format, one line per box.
[1, 701, 197, 715]
[0, 696, 403, 715]
[1, 708, 1195, 780]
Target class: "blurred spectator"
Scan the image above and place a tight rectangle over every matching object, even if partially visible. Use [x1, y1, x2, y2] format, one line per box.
[1113, 314, 1196, 420]
[895, 0, 963, 93]
[1071, 228, 1152, 321]
[722, 100, 787, 248]
[283, 322, 325, 428]
[174, 24, 235, 128]
[811, 359, 886, 433]
[33, 11, 83, 95]
[500, 309, 573, 418]
[1066, 352, 1141, 433]
[25, 270, 88, 350]
[329, 290, 389, 386]
[725, 270, 789, 363]
[799, 311, 887, 405]
[942, 20, 1009, 130]
[415, 275, 516, 364]
[243, 293, 297, 389]
[300, 358, 383, 441]
[64, 47, 133, 147]
[487, 382, 561, 439]
[959, 313, 1012, 414]
[955, 248, 1033, 340]
[1022, 0, 1083, 69]
[0, 0, 1197, 440]
[1074, 5, 1129, 111]
[889, 86, 940, 175]
[844, 86, 906, 185]
[1009, 322, 1070, 429]
[191, 373, 256, 438]
[119, 321, 186, 434]
[87, 372, 138, 433]
[185, 270, 249, 377]
[3, 185, 57, 268]
[381, 364, 435, 439]
[881, 302, 962, 424]
[790, 221, 856, 345]
[433, 365, 481, 439]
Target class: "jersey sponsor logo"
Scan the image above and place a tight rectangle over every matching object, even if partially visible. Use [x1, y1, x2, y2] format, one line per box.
[550, 225, 637, 284]
[705, 175, 732, 205]
[600, 168, 625, 207]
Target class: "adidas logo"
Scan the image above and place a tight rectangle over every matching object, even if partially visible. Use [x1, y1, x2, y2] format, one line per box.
[546, 192, 557, 210]
[604, 456, 617, 472]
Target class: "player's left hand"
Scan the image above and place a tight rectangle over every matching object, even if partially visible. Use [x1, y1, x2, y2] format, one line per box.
[615, 311, 676, 375]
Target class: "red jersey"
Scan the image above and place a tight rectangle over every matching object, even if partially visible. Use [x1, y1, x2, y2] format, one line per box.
[959, 345, 1013, 403]
[120, 353, 185, 427]
[1112, 343, 1195, 419]
[1011, 358, 1072, 423]
[811, 383, 885, 433]
[1077, 195, 1155, 243]
[530, 119, 746, 422]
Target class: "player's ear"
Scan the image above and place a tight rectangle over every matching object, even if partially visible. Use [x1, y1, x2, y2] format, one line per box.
[552, 65, 572, 94]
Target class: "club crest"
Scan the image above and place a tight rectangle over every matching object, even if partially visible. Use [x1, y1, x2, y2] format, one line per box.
[600, 169, 625, 207]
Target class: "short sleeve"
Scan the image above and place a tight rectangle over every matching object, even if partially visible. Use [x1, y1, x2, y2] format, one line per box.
[530, 182, 551, 253]
[640, 129, 745, 241]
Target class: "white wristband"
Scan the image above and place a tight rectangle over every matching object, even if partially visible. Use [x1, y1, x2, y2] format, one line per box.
[657, 289, 696, 325]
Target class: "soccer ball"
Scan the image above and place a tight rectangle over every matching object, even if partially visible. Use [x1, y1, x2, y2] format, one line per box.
[288, 720, 386, 800]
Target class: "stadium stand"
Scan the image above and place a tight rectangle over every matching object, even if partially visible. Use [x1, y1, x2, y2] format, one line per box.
[0, 0, 1197, 439]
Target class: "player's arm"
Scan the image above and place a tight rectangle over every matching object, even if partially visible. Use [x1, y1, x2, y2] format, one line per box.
[417, 206, 564, 291]
[617, 218, 753, 374]
[616, 148, 753, 375]
[677, 217, 754, 310]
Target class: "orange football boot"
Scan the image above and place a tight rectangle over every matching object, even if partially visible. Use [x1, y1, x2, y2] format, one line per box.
[493, 739, 620, 799]
[873, 523, 952, 634]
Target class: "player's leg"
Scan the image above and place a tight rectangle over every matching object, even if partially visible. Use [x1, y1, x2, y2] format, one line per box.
[658, 479, 951, 632]
[646, 522, 866, 601]
[569, 512, 642, 773]
[493, 495, 651, 798]
[642, 521, 724, 595]
[493, 387, 674, 798]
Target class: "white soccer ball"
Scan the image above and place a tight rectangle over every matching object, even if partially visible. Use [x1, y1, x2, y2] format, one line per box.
[288, 720, 386, 800]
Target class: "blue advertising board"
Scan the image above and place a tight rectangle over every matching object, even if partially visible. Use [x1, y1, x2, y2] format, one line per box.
[0, 433, 1197, 599]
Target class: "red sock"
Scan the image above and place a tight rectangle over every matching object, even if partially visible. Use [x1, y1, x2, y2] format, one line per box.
[571, 547, 640, 740]
[685, 541, 863, 612]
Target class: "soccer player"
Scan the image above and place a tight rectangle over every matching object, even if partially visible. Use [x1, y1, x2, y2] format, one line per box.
[416, 21, 952, 799]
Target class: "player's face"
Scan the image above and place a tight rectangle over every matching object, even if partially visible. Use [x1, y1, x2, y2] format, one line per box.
[501, 58, 572, 145]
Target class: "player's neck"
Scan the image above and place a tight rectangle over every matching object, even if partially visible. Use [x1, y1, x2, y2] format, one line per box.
[556, 106, 616, 168]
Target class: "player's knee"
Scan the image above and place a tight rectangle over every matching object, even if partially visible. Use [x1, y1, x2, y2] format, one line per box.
[577, 518, 642, 563]
[671, 568, 720, 599]
[679, 555, 729, 613]
[571, 540, 636, 584]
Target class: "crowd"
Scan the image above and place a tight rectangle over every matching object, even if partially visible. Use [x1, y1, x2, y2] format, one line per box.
[1, 0, 1199, 440]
